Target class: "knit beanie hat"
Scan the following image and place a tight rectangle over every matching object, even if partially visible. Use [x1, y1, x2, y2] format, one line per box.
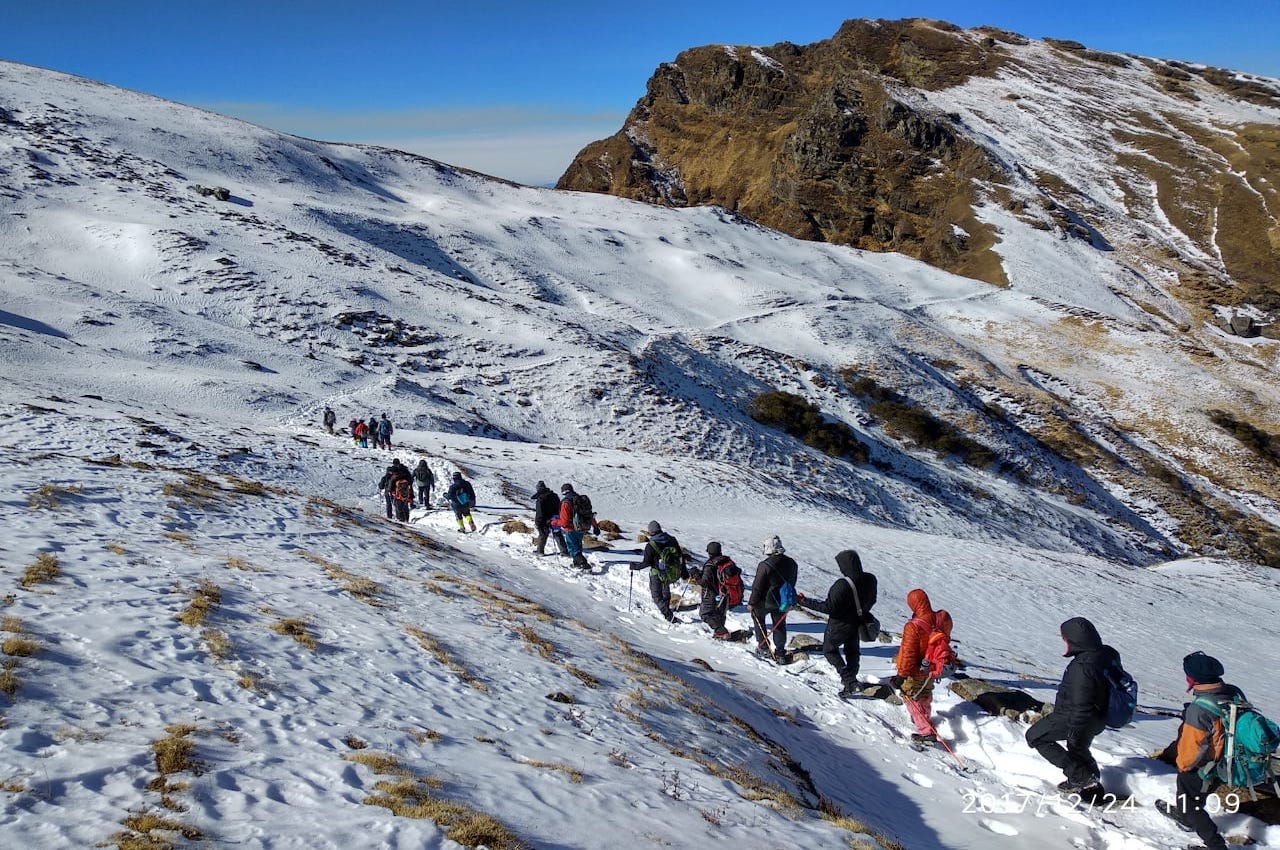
[706, 541, 722, 556]
[646, 521, 662, 535]
[1183, 651, 1224, 685]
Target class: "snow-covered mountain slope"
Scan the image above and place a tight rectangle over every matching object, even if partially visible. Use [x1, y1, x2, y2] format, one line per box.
[1, 60, 1280, 850]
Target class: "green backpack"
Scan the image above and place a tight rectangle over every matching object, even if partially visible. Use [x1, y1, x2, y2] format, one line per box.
[648, 540, 683, 583]
[1194, 695, 1280, 795]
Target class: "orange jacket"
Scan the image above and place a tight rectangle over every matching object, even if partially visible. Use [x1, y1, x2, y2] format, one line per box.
[1175, 683, 1246, 773]
[898, 588, 940, 677]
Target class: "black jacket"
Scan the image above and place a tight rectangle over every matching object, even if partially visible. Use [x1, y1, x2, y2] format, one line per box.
[749, 553, 799, 611]
[1054, 617, 1120, 732]
[413, 461, 434, 486]
[699, 554, 734, 611]
[534, 485, 560, 524]
[800, 550, 876, 630]
[447, 478, 476, 508]
[634, 532, 687, 578]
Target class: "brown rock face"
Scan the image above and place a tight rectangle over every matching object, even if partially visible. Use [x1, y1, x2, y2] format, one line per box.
[557, 19, 1011, 285]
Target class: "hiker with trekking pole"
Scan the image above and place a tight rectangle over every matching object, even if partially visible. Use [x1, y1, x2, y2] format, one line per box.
[748, 536, 799, 664]
[889, 589, 957, 749]
[630, 521, 688, 623]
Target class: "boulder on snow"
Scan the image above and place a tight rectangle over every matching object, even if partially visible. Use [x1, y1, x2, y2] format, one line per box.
[948, 677, 1047, 722]
[1227, 313, 1260, 338]
[188, 184, 231, 202]
[787, 634, 823, 654]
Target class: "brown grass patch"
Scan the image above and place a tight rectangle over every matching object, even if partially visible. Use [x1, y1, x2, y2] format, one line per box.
[301, 551, 383, 605]
[162, 472, 224, 509]
[514, 625, 558, 661]
[237, 672, 264, 692]
[28, 482, 83, 511]
[502, 519, 533, 535]
[2, 636, 38, 658]
[409, 727, 442, 744]
[566, 666, 599, 689]
[1, 616, 21, 633]
[200, 628, 232, 660]
[110, 812, 203, 849]
[106, 543, 127, 556]
[0, 660, 20, 699]
[225, 556, 263, 572]
[344, 735, 369, 750]
[596, 519, 621, 536]
[176, 579, 221, 628]
[362, 779, 524, 849]
[516, 758, 583, 783]
[405, 626, 488, 691]
[346, 751, 413, 777]
[20, 552, 60, 589]
[0, 777, 26, 793]
[271, 618, 317, 651]
[152, 725, 200, 776]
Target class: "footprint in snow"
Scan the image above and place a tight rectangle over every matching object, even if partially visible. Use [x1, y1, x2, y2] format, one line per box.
[978, 818, 1018, 836]
[903, 772, 934, 788]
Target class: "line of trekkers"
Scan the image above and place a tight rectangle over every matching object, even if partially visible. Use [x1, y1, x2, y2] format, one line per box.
[529, 488, 1277, 850]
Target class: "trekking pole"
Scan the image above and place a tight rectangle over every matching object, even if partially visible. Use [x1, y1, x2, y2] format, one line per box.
[900, 680, 972, 773]
[628, 569, 634, 611]
[751, 612, 779, 662]
[671, 579, 690, 612]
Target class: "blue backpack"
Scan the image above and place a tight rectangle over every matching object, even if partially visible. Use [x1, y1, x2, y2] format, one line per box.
[1102, 658, 1138, 729]
[777, 579, 798, 613]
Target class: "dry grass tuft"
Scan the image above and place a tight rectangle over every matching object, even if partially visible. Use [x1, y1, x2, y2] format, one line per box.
[344, 735, 368, 750]
[152, 726, 200, 776]
[406, 627, 488, 691]
[200, 628, 232, 660]
[514, 625, 558, 661]
[346, 751, 413, 777]
[176, 579, 221, 628]
[0, 777, 26, 793]
[596, 519, 621, 537]
[221, 474, 270, 496]
[28, 482, 83, 511]
[2, 636, 38, 658]
[1, 616, 21, 633]
[516, 758, 583, 783]
[566, 666, 599, 689]
[581, 534, 611, 550]
[361, 778, 524, 849]
[224, 556, 263, 572]
[409, 727, 442, 744]
[271, 618, 318, 651]
[105, 543, 127, 556]
[0, 660, 20, 699]
[502, 519, 533, 535]
[111, 811, 203, 849]
[237, 672, 265, 692]
[20, 553, 60, 589]
[300, 551, 383, 605]
[161, 530, 193, 546]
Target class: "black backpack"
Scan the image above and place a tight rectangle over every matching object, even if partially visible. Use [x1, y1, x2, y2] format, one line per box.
[572, 493, 594, 531]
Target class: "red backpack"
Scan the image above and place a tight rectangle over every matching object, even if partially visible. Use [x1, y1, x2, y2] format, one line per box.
[913, 610, 957, 677]
[715, 557, 744, 608]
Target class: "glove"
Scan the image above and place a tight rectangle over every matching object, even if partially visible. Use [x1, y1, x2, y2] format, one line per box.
[889, 676, 905, 690]
[796, 591, 806, 602]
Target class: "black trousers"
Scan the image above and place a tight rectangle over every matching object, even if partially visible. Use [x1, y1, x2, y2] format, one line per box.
[1172, 770, 1225, 848]
[393, 498, 411, 522]
[648, 572, 674, 621]
[823, 622, 861, 686]
[417, 483, 431, 504]
[1025, 712, 1101, 785]
[699, 595, 726, 633]
[752, 608, 787, 654]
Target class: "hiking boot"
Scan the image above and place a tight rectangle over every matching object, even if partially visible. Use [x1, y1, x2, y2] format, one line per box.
[1155, 799, 1194, 831]
[1057, 774, 1101, 795]
[712, 630, 732, 640]
[910, 733, 938, 744]
[837, 683, 863, 699]
[753, 646, 775, 663]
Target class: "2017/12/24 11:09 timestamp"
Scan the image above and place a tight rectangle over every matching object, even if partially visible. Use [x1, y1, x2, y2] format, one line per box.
[961, 790, 1243, 815]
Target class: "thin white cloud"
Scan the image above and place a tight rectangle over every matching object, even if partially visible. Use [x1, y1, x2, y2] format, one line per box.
[200, 102, 624, 185]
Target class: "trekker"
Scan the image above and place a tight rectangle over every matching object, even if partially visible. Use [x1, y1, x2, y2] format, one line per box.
[323, 407, 336, 434]
[377, 414, 394, 450]
[413, 459, 435, 505]
[748, 536, 798, 663]
[797, 550, 878, 698]
[376, 463, 397, 519]
[890, 589, 954, 745]
[365, 417, 378, 450]
[388, 460, 414, 522]
[532, 480, 564, 556]
[354, 419, 369, 448]
[1024, 617, 1118, 793]
[551, 484, 591, 569]
[631, 521, 688, 622]
[1155, 652, 1246, 850]
[698, 542, 740, 638]
[446, 471, 477, 533]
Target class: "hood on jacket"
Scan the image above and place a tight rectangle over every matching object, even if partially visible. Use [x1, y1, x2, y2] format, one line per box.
[1060, 617, 1102, 656]
[907, 588, 933, 619]
[835, 550, 863, 579]
[706, 541, 722, 557]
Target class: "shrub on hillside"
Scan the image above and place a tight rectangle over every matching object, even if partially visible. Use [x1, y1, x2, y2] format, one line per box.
[747, 391, 869, 463]
[845, 372, 997, 469]
[1208, 409, 1280, 467]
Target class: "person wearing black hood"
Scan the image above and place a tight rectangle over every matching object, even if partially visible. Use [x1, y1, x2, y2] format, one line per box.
[631, 521, 688, 623]
[1025, 617, 1121, 793]
[1154, 651, 1246, 850]
[446, 471, 477, 533]
[698, 542, 740, 638]
[797, 550, 877, 698]
[532, 481, 564, 556]
[413, 459, 435, 506]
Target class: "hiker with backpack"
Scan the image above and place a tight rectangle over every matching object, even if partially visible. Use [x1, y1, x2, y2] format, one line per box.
[377, 414, 394, 450]
[376, 462, 398, 519]
[1156, 651, 1279, 850]
[551, 484, 594, 569]
[748, 536, 799, 663]
[698, 542, 744, 638]
[446, 471, 477, 533]
[1023, 617, 1122, 793]
[388, 460, 415, 522]
[631, 521, 688, 622]
[889, 589, 956, 746]
[323, 407, 336, 434]
[413, 459, 435, 506]
[532, 480, 566, 556]
[354, 419, 369, 448]
[796, 550, 878, 698]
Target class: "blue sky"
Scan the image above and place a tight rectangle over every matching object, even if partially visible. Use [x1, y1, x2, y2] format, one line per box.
[4, 1, 1278, 185]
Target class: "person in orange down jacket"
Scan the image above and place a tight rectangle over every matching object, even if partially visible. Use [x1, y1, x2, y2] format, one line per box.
[889, 588, 953, 745]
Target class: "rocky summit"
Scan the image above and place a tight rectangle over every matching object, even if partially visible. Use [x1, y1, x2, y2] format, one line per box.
[558, 17, 1280, 319]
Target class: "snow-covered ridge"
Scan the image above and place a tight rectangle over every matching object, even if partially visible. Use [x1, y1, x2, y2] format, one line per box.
[1, 60, 1279, 850]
